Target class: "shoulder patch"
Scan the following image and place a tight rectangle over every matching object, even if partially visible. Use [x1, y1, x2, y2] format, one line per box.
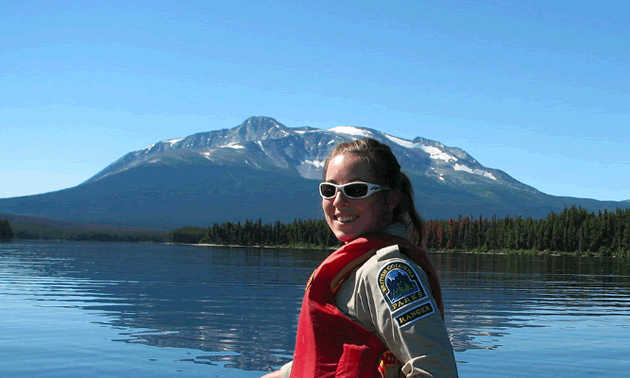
[377, 261, 428, 313]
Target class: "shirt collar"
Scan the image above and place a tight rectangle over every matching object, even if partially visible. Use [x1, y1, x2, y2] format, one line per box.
[381, 222, 408, 239]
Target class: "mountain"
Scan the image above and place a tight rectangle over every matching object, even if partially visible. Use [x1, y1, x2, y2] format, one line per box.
[1, 116, 628, 230]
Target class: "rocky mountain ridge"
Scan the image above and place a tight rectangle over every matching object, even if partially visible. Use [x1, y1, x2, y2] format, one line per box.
[1, 116, 627, 229]
[86, 116, 535, 193]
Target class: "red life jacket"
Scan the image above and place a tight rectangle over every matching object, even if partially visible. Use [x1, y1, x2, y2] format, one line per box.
[290, 233, 444, 378]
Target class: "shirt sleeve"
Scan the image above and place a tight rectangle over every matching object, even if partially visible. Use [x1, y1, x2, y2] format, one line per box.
[279, 361, 292, 378]
[336, 246, 458, 378]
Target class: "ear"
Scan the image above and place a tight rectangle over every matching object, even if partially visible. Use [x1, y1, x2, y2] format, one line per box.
[386, 190, 401, 211]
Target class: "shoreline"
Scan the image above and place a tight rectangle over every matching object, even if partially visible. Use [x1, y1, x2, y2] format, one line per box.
[167, 242, 337, 250]
[168, 242, 611, 257]
[5, 239, 622, 257]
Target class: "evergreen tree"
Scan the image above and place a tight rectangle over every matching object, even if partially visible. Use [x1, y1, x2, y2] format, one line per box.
[622, 218, 630, 256]
[476, 215, 485, 250]
[436, 222, 446, 250]
[0, 219, 14, 240]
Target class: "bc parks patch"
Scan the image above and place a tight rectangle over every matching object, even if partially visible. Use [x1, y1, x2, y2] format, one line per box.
[378, 261, 428, 313]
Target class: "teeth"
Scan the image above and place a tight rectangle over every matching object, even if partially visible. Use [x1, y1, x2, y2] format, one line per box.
[337, 216, 357, 222]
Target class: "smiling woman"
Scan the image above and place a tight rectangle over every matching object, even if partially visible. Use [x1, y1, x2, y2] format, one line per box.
[321, 154, 398, 243]
[261, 138, 458, 378]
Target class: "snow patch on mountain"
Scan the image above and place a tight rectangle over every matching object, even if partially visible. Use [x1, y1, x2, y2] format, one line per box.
[329, 126, 373, 138]
[431, 167, 446, 181]
[303, 159, 325, 168]
[166, 138, 184, 146]
[275, 126, 290, 136]
[454, 164, 497, 180]
[222, 143, 245, 149]
[384, 134, 416, 149]
[421, 146, 456, 163]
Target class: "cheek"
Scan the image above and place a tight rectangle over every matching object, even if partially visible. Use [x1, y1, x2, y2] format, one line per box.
[322, 200, 333, 220]
[360, 197, 388, 222]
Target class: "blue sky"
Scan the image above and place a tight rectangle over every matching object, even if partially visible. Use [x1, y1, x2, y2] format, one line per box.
[2, 0, 629, 201]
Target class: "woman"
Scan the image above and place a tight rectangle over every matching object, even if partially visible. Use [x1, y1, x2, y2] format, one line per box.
[262, 138, 458, 378]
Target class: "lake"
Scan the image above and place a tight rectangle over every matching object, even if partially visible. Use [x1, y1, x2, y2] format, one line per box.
[1, 240, 629, 377]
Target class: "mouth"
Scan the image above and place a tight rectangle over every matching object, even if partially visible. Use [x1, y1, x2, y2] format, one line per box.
[335, 215, 359, 223]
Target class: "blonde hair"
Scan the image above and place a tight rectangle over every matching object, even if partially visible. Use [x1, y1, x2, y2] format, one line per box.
[323, 138, 425, 246]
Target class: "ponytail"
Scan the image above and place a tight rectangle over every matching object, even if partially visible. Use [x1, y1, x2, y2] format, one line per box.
[395, 173, 424, 246]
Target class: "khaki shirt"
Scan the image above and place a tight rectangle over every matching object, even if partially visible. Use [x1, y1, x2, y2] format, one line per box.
[280, 233, 458, 378]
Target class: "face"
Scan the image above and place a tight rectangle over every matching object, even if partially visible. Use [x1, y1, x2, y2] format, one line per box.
[323, 153, 400, 243]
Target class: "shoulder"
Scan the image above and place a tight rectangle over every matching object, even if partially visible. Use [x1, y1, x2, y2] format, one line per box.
[335, 245, 413, 322]
[359, 243, 428, 285]
[356, 244, 437, 325]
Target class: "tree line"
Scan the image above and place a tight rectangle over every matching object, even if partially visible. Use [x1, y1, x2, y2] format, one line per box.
[168, 206, 630, 256]
[3, 218, 166, 243]
[5, 206, 630, 256]
[425, 206, 630, 256]
[167, 218, 340, 248]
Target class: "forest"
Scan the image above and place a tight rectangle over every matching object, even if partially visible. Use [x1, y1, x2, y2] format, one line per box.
[168, 218, 339, 248]
[167, 206, 630, 257]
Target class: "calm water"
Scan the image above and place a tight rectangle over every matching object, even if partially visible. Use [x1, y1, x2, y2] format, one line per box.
[1, 240, 629, 377]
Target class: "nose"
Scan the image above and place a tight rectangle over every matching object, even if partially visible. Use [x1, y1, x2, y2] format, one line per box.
[332, 189, 350, 207]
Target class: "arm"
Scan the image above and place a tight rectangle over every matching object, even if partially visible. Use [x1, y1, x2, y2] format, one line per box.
[260, 361, 292, 378]
[260, 371, 282, 378]
[338, 247, 458, 377]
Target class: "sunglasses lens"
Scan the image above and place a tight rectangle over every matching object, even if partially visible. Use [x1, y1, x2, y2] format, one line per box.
[320, 183, 337, 198]
[344, 183, 369, 198]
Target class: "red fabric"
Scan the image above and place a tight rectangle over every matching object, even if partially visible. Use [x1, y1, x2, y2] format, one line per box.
[290, 234, 444, 378]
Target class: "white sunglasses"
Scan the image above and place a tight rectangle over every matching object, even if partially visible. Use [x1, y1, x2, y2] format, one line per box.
[319, 181, 391, 199]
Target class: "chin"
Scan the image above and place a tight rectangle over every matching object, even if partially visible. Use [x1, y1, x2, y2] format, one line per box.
[335, 233, 355, 243]
[330, 226, 356, 243]
[327, 217, 386, 243]
[331, 225, 378, 243]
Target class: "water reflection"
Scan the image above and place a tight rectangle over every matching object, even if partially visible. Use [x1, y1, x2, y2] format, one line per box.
[1, 241, 629, 373]
[434, 252, 630, 353]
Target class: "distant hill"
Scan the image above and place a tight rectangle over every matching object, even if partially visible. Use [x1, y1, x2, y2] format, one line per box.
[1, 116, 628, 230]
[0, 213, 165, 240]
[0, 213, 150, 232]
